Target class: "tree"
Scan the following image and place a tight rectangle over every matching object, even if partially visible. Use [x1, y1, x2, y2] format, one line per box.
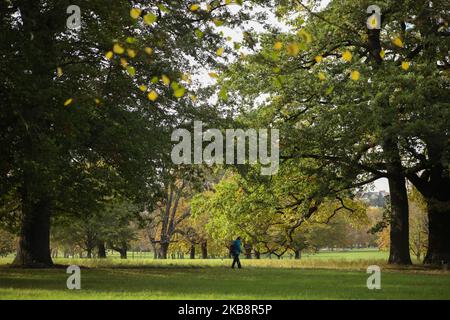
[0, 0, 258, 266]
[218, 0, 448, 264]
[52, 196, 140, 259]
[144, 167, 207, 259]
[0, 229, 16, 257]
[192, 169, 367, 259]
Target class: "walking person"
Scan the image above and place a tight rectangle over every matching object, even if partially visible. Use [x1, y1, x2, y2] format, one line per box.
[230, 237, 242, 269]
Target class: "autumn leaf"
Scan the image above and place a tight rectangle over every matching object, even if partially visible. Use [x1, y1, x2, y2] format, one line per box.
[190, 4, 200, 11]
[64, 98, 73, 106]
[127, 66, 136, 77]
[113, 43, 125, 55]
[318, 72, 326, 81]
[105, 51, 114, 60]
[130, 8, 141, 19]
[144, 47, 153, 55]
[342, 50, 352, 62]
[286, 42, 300, 56]
[144, 13, 157, 25]
[195, 29, 204, 39]
[148, 91, 158, 101]
[216, 47, 225, 56]
[298, 29, 312, 43]
[162, 75, 171, 86]
[393, 37, 404, 48]
[213, 19, 224, 27]
[350, 70, 360, 81]
[127, 49, 136, 58]
[369, 16, 379, 29]
[273, 42, 283, 51]
[151, 76, 159, 84]
[401, 61, 410, 71]
[174, 87, 186, 98]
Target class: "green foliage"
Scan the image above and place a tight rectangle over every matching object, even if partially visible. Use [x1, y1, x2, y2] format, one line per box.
[0, 229, 16, 257]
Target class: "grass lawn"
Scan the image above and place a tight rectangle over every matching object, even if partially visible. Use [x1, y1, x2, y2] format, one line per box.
[1, 251, 449, 300]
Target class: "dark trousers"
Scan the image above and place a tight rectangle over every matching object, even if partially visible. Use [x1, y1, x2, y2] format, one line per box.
[231, 254, 241, 269]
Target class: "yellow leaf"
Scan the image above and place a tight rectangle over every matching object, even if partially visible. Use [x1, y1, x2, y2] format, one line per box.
[393, 37, 404, 48]
[273, 42, 283, 50]
[190, 4, 200, 11]
[130, 8, 141, 19]
[127, 49, 136, 58]
[350, 70, 360, 81]
[64, 98, 73, 106]
[162, 75, 171, 86]
[286, 42, 300, 56]
[139, 85, 148, 92]
[342, 50, 352, 62]
[190, 95, 198, 102]
[105, 51, 114, 60]
[380, 50, 385, 59]
[120, 58, 128, 67]
[181, 73, 192, 83]
[213, 19, 224, 27]
[148, 91, 158, 102]
[298, 29, 312, 43]
[369, 16, 378, 29]
[127, 66, 136, 77]
[401, 61, 410, 71]
[113, 43, 125, 55]
[57, 67, 63, 77]
[314, 55, 323, 63]
[95, 98, 101, 105]
[144, 47, 153, 55]
[318, 72, 326, 81]
[216, 47, 225, 56]
[143, 13, 157, 25]
[174, 87, 186, 98]
[209, 72, 219, 79]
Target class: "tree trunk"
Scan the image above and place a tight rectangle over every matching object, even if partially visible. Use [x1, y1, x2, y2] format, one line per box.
[97, 241, 107, 259]
[190, 244, 195, 259]
[254, 250, 261, 259]
[160, 242, 169, 259]
[87, 248, 92, 259]
[244, 243, 252, 259]
[294, 249, 301, 260]
[424, 194, 450, 265]
[201, 240, 208, 259]
[13, 197, 53, 267]
[119, 248, 127, 259]
[387, 171, 412, 265]
[367, 15, 411, 265]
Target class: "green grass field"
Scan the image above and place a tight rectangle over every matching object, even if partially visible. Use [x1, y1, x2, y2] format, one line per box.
[1, 251, 449, 300]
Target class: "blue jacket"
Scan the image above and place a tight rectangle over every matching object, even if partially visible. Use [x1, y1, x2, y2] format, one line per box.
[231, 239, 242, 255]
